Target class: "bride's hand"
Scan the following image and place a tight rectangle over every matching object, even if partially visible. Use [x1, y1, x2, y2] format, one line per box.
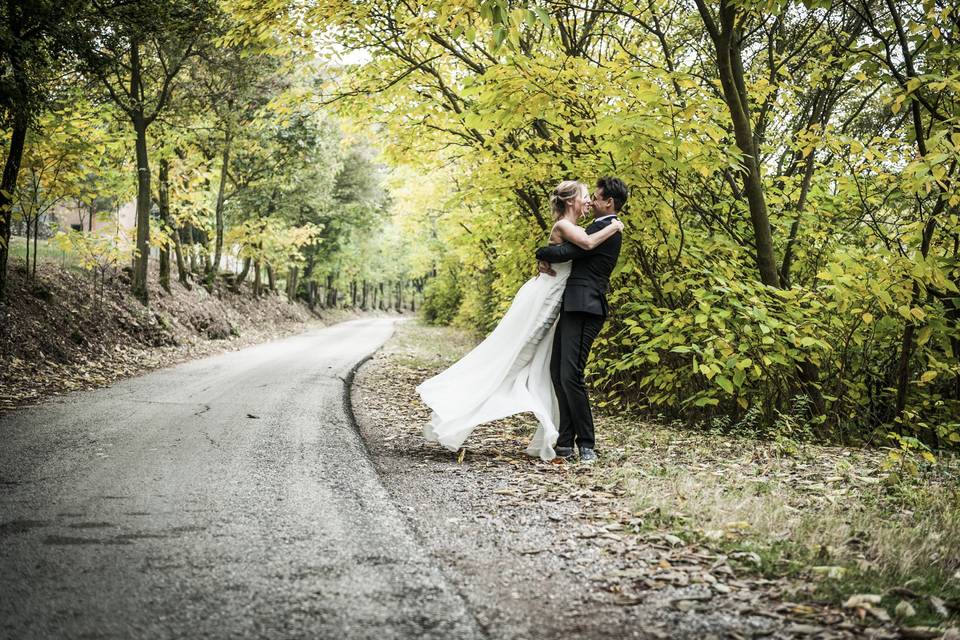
[612, 219, 624, 233]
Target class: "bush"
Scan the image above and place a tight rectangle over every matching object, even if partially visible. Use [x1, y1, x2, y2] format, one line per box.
[588, 233, 960, 448]
[421, 266, 463, 326]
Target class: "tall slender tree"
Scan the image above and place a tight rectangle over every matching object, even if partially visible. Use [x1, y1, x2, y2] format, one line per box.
[75, 0, 215, 304]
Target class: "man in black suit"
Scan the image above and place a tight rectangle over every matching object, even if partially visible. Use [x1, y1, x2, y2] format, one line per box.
[535, 177, 627, 463]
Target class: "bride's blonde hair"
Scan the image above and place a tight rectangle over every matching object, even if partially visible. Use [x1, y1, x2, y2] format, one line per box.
[549, 180, 588, 221]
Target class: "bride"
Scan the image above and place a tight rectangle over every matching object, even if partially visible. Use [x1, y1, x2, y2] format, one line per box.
[416, 180, 624, 461]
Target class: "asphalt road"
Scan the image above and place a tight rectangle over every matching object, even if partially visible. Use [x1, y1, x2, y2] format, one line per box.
[0, 318, 483, 640]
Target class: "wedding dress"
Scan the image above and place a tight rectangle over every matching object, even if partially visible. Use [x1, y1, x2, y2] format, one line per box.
[417, 261, 571, 461]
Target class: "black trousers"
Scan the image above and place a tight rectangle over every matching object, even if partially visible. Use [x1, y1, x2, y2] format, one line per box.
[550, 311, 605, 450]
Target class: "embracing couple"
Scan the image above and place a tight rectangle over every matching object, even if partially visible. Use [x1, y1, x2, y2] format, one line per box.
[417, 177, 627, 463]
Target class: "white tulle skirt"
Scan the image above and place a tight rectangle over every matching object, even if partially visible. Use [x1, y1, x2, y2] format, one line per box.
[416, 262, 571, 461]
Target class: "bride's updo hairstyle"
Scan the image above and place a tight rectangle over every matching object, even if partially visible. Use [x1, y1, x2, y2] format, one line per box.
[549, 180, 587, 220]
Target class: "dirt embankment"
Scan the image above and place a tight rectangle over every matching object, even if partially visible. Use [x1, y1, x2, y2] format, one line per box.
[0, 262, 340, 411]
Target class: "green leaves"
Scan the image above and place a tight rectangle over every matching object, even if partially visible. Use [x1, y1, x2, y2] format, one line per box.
[716, 375, 734, 395]
[277, 0, 960, 444]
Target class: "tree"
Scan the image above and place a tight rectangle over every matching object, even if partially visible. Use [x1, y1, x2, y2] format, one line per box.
[185, 45, 281, 289]
[692, 0, 780, 288]
[223, 89, 342, 298]
[296, 0, 960, 445]
[11, 95, 128, 278]
[75, 0, 216, 304]
[0, 0, 86, 299]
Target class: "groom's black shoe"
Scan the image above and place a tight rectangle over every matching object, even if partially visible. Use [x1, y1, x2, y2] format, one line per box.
[579, 448, 597, 464]
[555, 446, 575, 459]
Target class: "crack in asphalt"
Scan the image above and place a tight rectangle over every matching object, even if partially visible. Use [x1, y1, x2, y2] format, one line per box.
[202, 430, 221, 449]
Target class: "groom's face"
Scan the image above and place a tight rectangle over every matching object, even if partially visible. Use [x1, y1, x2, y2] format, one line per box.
[590, 188, 615, 217]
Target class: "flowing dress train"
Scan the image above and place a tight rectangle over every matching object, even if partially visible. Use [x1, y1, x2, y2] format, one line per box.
[416, 261, 571, 461]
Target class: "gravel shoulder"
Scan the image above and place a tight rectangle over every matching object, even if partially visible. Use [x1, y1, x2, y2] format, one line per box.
[351, 320, 952, 640]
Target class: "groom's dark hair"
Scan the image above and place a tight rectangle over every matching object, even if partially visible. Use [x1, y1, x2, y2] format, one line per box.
[597, 177, 628, 212]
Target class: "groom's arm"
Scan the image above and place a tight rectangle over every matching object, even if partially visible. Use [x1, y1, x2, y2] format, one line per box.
[536, 219, 618, 263]
[535, 241, 595, 263]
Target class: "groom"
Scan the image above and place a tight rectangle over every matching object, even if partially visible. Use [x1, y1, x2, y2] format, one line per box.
[536, 177, 628, 463]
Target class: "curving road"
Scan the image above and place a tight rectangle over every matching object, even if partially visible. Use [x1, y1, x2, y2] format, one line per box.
[0, 318, 483, 640]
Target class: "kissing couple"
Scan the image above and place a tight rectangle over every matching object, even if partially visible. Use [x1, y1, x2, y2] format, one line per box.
[417, 177, 628, 463]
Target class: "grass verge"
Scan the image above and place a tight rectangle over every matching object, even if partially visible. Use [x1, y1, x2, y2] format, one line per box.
[7, 236, 80, 269]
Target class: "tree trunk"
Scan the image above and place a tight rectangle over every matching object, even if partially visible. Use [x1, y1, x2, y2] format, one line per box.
[694, 0, 779, 288]
[267, 265, 275, 293]
[24, 215, 31, 278]
[287, 266, 298, 302]
[234, 256, 251, 290]
[158, 243, 170, 292]
[158, 158, 172, 293]
[780, 152, 817, 289]
[32, 215, 38, 278]
[186, 224, 197, 273]
[948, 302, 960, 405]
[132, 116, 152, 304]
[130, 41, 152, 305]
[362, 279, 368, 310]
[0, 111, 28, 300]
[893, 212, 940, 423]
[253, 260, 261, 297]
[206, 134, 231, 289]
[172, 225, 190, 289]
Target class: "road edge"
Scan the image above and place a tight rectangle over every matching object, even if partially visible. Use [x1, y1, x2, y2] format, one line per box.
[342, 328, 493, 640]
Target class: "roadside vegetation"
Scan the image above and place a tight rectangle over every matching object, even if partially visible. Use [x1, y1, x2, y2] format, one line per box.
[383, 320, 958, 634]
[303, 0, 960, 453]
[5, 1, 959, 449]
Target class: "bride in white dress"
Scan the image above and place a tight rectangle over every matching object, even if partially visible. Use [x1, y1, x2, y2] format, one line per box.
[416, 180, 625, 461]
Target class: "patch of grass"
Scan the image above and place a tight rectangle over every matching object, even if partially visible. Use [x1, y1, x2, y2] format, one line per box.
[384, 319, 478, 370]
[8, 236, 80, 269]
[811, 567, 959, 626]
[705, 525, 959, 624]
[593, 414, 960, 621]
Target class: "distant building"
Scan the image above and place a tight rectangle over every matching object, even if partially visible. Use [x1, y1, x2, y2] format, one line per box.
[49, 199, 136, 236]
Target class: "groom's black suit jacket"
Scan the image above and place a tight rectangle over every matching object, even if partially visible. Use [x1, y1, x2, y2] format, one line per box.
[535, 216, 621, 318]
